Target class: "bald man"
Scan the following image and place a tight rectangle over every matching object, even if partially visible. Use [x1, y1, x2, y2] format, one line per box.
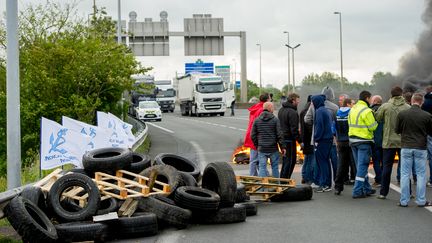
[251, 102, 286, 178]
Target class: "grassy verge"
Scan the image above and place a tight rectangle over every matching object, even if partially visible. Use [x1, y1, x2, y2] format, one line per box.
[0, 134, 152, 241]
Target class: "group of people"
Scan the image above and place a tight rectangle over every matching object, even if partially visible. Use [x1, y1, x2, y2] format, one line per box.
[244, 85, 432, 206]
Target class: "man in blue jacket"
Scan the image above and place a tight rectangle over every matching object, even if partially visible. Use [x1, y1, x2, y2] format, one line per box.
[311, 95, 334, 192]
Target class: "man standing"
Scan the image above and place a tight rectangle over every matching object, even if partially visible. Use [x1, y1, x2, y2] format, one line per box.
[311, 95, 334, 192]
[300, 95, 315, 184]
[278, 93, 301, 179]
[251, 102, 286, 178]
[421, 86, 432, 187]
[396, 93, 432, 207]
[376, 86, 410, 199]
[348, 90, 378, 198]
[370, 95, 383, 187]
[244, 93, 269, 176]
[334, 98, 355, 195]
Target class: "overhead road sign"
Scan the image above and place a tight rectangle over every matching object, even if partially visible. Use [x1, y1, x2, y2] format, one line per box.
[185, 59, 214, 74]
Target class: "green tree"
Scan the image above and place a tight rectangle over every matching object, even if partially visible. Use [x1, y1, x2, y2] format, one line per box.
[0, 1, 149, 174]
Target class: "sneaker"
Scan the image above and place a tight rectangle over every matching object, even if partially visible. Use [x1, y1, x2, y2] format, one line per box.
[377, 195, 386, 199]
[324, 186, 332, 192]
[334, 190, 342, 196]
[366, 189, 376, 196]
[372, 182, 381, 187]
[427, 182, 432, 188]
[315, 187, 325, 193]
[397, 202, 408, 207]
[311, 183, 320, 189]
[418, 201, 432, 207]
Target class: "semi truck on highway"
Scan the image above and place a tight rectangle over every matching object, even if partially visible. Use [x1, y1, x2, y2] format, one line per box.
[154, 80, 176, 112]
[174, 73, 227, 116]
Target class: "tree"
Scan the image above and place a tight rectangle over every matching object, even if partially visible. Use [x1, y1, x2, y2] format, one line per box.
[0, 1, 148, 174]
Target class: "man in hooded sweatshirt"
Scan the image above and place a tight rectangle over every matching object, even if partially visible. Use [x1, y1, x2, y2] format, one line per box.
[311, 95, 334, 192]
[251, 102, 286, 178]
[376, 86, 410, 199]
[305, 87, 339, 182]
[244, 93, 270, 176]
[278, 93, 301, 179]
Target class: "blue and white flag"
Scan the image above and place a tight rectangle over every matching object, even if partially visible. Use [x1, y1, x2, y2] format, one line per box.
[108, 112, 136, 147]
[97, 111, 129, 148]
[62, 116, 111, 150]
[40, 117, 90, 170]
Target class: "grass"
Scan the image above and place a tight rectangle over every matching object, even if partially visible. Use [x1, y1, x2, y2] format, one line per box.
[0, 134, 152, 241]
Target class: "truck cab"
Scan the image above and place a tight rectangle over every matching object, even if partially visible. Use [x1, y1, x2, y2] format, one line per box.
[154, 80, 176, 112]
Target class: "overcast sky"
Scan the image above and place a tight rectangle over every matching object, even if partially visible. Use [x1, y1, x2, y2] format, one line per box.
[0, 0, 427, 89]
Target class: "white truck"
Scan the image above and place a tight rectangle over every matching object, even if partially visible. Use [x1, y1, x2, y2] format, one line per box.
[175, 73, 227, 116]
[154, 80, 176, 112]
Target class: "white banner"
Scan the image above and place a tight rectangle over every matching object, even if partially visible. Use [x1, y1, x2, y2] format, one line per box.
[97, 111, 129, 148]
[108, 112, 136, 147]
[40, 117, 90, 170]
[62, 116, 111, 150]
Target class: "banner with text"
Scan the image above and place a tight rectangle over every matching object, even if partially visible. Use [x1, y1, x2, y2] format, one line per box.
[97, 111, 129, 148]
[62, 116, 111, 150]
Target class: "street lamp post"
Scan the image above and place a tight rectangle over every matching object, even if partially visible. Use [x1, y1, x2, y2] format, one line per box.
[285, 44, 301, 93]
[283, 31, 290, 94]
[334, 11, 344, 91]
[256, 44, 262, 94]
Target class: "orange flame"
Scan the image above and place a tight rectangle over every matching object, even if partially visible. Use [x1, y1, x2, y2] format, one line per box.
[231, 142, 304, 164]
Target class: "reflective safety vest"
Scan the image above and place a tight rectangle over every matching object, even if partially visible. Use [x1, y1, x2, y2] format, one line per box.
[348, 100, 378, 140]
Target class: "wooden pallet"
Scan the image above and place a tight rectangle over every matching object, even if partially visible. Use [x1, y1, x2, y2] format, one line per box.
[94, 170, 171, 200]
[236, 175, 296, 201]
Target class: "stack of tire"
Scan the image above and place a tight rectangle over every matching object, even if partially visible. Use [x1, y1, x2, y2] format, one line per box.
[4, 147, 157, 242]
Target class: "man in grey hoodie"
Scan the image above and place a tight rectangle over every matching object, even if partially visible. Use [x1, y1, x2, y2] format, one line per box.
[305, 86, 339, 183]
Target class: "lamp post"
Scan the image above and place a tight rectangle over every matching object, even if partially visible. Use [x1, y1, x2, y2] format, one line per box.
[285, 44, 301, 92]
[232, 58, 237, 90]
[256, 44, 262, 94]
[283, 31, 290, 94]
[334, 11, 344, 91]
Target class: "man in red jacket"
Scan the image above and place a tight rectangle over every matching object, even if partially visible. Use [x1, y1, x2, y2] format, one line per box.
[244, 93, 270, 176]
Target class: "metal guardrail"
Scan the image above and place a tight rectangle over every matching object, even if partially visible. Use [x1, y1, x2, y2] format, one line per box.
[0, 116, 149, 218]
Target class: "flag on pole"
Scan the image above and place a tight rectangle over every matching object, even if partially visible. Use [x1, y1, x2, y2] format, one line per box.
[97, 111, 129, 148]
[108, 112, 136, 147]
[40, 117, 90, 170]
[62, 116, 111, 150]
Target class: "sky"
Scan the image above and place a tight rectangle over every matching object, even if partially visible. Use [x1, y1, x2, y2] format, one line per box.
[0, 0, 427, 89]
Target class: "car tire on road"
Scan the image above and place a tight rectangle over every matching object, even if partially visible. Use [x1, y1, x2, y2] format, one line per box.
[5, 196, 58, 243]
[270, 185, 313, 202]
[127, 152, 152, 174]
[153, 153, 201, 180]
[55, 221, 109, 242]
[201, 162, 237, 208]
[48, 173, 100, 222]
[235, 183, 250, 203]
[193, 203, 246, 224]
[237, 201, 258, 216]
[174, 186, 220, 211]
[111, 212, 158, 239]
[83, 147, 133, 174]
[138, 196, 192, 229]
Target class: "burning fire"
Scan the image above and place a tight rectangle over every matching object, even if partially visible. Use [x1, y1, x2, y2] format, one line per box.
[232, 142, 304, 164]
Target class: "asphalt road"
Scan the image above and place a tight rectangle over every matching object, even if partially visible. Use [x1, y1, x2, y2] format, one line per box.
[117, 107, 432, 243]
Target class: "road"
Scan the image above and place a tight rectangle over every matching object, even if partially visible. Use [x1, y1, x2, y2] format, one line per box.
[118, 108, 432, 243]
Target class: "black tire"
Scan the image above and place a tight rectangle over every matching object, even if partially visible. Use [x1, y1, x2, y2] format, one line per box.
[68, 168, 94, 178]
[5, 196, 58, 243]
[201, 162, 237, 208]
[179, 171, 198, 187]
[235, 183, 250, 203]
[238, 201, 258, 216]
[127, 152, 152, 174]
[140, 165, 182, 197]
[111, 212, 158, 239]
[193, 204, 246, 224]
[48, 173, 101, 222]
[97, 198, 119, 215]
[138, 196, 191, 229]
[83, 147, 133, 174]
[55, 221, 109, 242]
[174, 186, 220, 211]
[270, 185, 313, 202]
[154, 153, 201, 180]
[20, 186, 47, 213]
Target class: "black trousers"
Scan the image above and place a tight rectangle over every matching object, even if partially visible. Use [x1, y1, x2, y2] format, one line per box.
[280, 140, 297, 179]
[334, 142, 354, 191]
[380, 148, 400, 196]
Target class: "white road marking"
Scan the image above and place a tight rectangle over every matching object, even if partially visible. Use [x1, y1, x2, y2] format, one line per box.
[178, 117, 246, 132]
[223, 116, 249, 121]
[146, 122, 174, 134]
[190, 141, 206, 172]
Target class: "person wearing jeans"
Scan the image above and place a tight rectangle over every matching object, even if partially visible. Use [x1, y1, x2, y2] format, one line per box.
[251, 102, 286, 178]
[348, 90, 378, 198]
[395, 93, 432, 207]
[300, 95, 315, 184]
